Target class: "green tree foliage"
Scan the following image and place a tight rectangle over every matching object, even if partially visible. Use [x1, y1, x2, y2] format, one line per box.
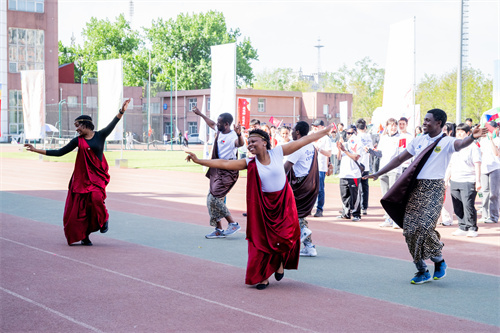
[253, 68, 313, 91]
[146, 10, 258, 89]
[416, 68, 492, 124]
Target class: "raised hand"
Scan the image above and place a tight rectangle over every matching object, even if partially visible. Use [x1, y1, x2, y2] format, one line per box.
[192, 107, 202, 116]
[472, 125, 488, 139]
[185, 151, 199, 164]
[121, 98, 131, 113]
[24, 143, 36, 152]
[234, 122, 242, 135]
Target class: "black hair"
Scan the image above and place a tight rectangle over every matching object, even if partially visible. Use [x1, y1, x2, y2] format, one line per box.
[399, 117, 408, 124]
[456, 122, 471, 133]
[250, 119, 261, 126]
[356, 118, 366, 130]
[219, 113, 233, 126]
[444, 122, 456, 137]
[465, 118, 473, 123]
[75, 115, 94, 130]
[294, 121, 309, 137]
[339, 122, 344, 127]
[427, 109, 447, 128]
[249, 129, 271, 150]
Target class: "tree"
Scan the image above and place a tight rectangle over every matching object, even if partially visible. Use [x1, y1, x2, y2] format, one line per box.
[253, 68, 313, 91]
[146, 10, 258, 90]
[323, 57, 385, 120]
[416, 68, 493, 124]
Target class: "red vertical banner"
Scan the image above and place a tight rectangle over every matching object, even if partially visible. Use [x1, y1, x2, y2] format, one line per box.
[237, 97, 251, 129]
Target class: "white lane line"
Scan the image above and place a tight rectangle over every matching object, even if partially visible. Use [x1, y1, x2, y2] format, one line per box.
[1, 237, 316, 333]
[0, 287, 104, 333]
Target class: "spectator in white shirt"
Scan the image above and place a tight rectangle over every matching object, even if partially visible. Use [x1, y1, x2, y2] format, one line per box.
[311, 119, 332, 217]
[479, 121, 500, 224]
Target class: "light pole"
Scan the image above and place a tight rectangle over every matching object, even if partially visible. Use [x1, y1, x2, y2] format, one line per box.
[58, 99, 66, 138]
[163, 77, 173, 151]
[80, 74, 87, 115]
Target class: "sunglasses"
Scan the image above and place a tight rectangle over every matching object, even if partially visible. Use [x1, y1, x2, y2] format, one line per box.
[346, 132, 354, 135]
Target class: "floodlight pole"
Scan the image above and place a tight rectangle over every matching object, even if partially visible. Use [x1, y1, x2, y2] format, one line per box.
[147, 50, 151, 150]
[80, 74, 87, 115]
[163, 77, 173, 151]
[58, 99, 66, 138]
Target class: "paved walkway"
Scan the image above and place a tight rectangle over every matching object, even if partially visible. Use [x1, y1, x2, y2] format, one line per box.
[1, 156, 499, 332]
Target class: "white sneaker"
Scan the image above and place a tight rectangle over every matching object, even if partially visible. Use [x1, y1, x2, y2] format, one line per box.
[299, 245, 317, 257]
[379, 220, 393, 227]
[441, 221, 453, 226]
[452, 229, 468, 236]
[466, 230, 478, 237]
[300, 227, 312, 243]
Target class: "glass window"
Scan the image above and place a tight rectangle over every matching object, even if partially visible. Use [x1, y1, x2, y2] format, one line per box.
[258, 98, 266, 112]
[207, 97, 211, 111]
[188, 122, 197, 134]
[8, 0, 17, 10]
[8, 90, 23, 135]
[151, 103, 160, 114]
[9, 28, 44, 73]
[9, 0, 45, 13]
[86, 96, 97, 109]
[188, 98, 197, 111]
[164, 123, 172, 135]
[67, 96, 78, 106]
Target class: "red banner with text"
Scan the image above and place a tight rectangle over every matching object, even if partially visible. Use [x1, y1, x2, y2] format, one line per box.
[237, 97, 251, 129]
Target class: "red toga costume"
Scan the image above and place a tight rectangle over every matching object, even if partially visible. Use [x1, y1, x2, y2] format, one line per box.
[63, 137, 110, 244]
[245, 158, 301, 285]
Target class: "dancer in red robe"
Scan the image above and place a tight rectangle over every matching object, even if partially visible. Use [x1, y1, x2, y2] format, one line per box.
[186, 125, 333, 290]
[24, 99, 130, 246]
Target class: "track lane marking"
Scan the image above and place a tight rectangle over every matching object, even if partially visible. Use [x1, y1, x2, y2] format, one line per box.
[1, 237, 316, 333]
[0, 287, 104, 333]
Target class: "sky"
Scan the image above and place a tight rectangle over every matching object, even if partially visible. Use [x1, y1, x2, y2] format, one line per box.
[58, 0, 500, 83]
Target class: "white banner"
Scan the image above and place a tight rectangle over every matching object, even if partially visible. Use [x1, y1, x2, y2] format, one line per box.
[97, 59, 123, 140]
[382, 18, 416, 129]
[21, 70, 45, 139]
[210, 43, 236, 130]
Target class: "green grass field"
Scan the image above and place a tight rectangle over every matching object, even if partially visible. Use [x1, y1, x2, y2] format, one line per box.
[1, 147, 379, 186]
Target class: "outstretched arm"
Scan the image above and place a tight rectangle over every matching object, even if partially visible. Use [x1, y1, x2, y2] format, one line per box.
[185, 151, 247, 170]
[192, 107, 216, 131]
[281, 125, 333, 156]
[25, 137, 78, 156]
[454, 125, 487, 152]
[364, 150, 412, 180]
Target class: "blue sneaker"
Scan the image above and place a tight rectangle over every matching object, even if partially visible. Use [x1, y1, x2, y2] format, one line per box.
[433, 260, 447, 280]
[411, 270, 431, 284]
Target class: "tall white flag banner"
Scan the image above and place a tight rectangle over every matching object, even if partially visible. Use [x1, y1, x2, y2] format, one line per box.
[210, 43, 236, 141]
[21, 70, 45, 139]
[199, 95, 207, 143]
[493, 60, 500, 108]
[382, 18, 416, 133]
[97, 59, 123, 140]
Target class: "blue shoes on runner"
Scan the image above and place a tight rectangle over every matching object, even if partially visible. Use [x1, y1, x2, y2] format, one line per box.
[205, 228, 225, 239]
[411, 270, 432, 284]
[433, 260, 447, 280]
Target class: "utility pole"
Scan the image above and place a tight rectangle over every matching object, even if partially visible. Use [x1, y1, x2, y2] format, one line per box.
[314, 38, 324, 90]
[456, 0, 469, 123]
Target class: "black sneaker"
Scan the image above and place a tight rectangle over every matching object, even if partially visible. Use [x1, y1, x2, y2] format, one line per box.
[314, 210, 323, 217]
[100, 221, 108, 233]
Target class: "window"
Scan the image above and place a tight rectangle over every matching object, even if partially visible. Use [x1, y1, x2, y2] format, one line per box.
[67, 96, 78, 106]
[164, 122, 172, 135]
[9, 28, 44, 73]
[258, 98, 266, 112]
[188, 98, 197, 111]
[151, 103, 160, 114]
[8, 0, 44, 13]
[188, 122, 198, 135]
[86, 96, 97, 109]
[207, 97, 211, 111]
[8, 90, 24, 134]
[323, 104, 329, 115]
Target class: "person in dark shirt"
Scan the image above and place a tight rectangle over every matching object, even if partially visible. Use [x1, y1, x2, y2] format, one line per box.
[24, 99, 130, 246]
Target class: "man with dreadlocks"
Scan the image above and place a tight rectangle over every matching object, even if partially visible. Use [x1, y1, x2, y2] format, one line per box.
[24, 99, 131, 246]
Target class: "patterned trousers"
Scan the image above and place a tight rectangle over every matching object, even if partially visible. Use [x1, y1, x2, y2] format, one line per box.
[403, 179, 445, 263]
[299, 217, 312, 245]
[207, 192, 230, 227]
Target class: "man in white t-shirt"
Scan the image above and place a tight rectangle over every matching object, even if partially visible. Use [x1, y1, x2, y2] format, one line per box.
[311, 119, 332, 217]
[337, 126, 362, 221]
[398, 117, 414, 172]
[356, 118, 373, 215]
[284, 121, 319, 257]
[447, 123, 482, 237]
[193, 107, 245, 238]
[479, 121, 500, 224]
[366, 109, 487, 285]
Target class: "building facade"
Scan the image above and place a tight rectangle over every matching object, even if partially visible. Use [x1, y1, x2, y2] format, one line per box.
[1, 0, 59, 142]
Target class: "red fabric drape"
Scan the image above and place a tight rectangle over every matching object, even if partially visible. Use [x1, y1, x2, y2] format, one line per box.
[287, 148, 319, 218]
[245, 158, 300, 285]
[63, 137, 110, 244]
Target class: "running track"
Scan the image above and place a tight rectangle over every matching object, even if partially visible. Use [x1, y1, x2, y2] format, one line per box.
[1, 156, 499, 332]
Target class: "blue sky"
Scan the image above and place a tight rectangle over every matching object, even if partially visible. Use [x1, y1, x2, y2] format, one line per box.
[59, 0, 499, 83]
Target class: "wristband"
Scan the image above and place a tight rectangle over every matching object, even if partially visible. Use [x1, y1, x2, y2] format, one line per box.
[237, 133, 241, 137]
[119, 109, 124, 114]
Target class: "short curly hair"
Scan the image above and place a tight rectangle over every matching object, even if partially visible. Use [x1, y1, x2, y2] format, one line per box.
[74, 115, 94, 130]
